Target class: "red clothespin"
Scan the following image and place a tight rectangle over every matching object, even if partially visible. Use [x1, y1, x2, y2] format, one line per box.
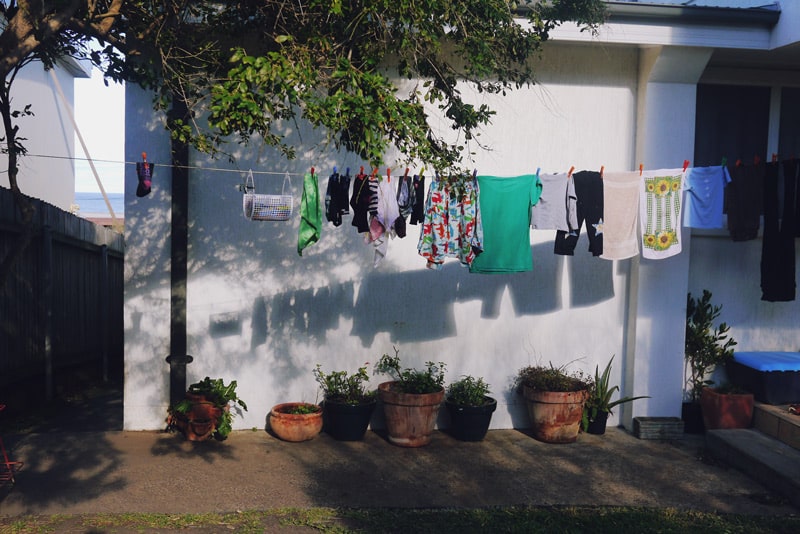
[600, 166, 604, 178]
[772, 153, 778, 163]
[682, 160, 690, 172]
[568, 166, 575, 178]
[754, 155, 761, 165]
[639, 163, 643, 176]
[311, 166, 315, 176]
[404, 167, 410, 178]
[370, 167, 378, 180]
[359, 166, 365, 176]
[736, 159, 742, 167]
[386, 168, 391, 183]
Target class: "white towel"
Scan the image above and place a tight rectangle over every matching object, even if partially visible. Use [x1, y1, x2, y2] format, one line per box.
[600, 171, 640, 260]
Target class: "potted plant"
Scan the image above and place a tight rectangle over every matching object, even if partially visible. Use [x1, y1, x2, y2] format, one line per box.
[515, 362, 589, 444]
[445, 375, 497, 441]
[684, 290, 737, 433]
[313, 363, 377, 441]
[166, 376, 248, 441]
[700, 382, 754, 430]
[268, 402, 323, 442]
[374, 347, 446, 447]
[582, 356, 649, 435]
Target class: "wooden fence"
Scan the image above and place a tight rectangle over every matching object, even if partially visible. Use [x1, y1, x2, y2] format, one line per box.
[0, 187, 124, 400]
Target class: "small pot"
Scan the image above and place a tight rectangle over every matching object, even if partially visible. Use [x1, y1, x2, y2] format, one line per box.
[586, 410, 609, 435]
[445, 397, 497, 441]
[269, 402, 323, 442]
[322, 399, 377, 441]
[378, 381, 444, 447]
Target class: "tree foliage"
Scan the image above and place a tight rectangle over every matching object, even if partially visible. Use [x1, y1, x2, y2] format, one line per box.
[0, 1, 606, 286]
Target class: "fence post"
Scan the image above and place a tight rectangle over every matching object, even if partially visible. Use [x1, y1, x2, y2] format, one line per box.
[41, 225, 53, 400]
[100, 244, 109, 382]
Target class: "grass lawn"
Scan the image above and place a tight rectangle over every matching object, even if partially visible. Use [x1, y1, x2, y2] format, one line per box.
[1, 506, 799, 533]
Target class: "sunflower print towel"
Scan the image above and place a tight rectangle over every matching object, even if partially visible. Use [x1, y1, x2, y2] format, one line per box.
[639, 169, 685, 260]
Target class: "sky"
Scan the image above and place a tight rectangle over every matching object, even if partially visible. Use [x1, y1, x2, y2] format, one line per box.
[74, 66, 125, 193]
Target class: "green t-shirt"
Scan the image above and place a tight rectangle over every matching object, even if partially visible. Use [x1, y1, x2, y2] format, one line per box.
[469, 174, 542, 273]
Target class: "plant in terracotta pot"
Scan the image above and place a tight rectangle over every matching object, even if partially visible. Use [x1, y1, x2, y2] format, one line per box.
[166, 376, 248, 441]
[313, 363, 377, 441]
[581, 356, 649, 435]
[374, 347, 446, 447]
[445, 375, 496, 441]
[684, 290, 737, 433]
[515, 362, 589, 444]
[700, 382, 754, 430]
[268, 402, 323, 442]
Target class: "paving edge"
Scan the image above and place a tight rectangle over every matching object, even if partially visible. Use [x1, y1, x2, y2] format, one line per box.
[706, 428, 800, 509]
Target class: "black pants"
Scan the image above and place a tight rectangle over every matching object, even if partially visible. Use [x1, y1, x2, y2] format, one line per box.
[761, 160, 797, 302]
[554, 171, 603, 256]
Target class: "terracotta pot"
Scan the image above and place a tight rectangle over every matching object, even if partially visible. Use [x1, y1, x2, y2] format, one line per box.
[700, 387, 754, 430]
[171, 393, 223, 441]
[523, 386, 589, 444]
[445, 397, 497, 442]
[378, 381, 444, 447]
[269, 403, 323, 442]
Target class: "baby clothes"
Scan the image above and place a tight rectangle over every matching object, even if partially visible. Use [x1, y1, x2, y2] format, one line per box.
[136, 161, 154, 197]
[409, 175, 426, 225]
[639, 168, 685, 260]
[469, 174, 541, 274]
[683, 165, 730, 229]
[600, 171, 640, 261]
[726, 162, 764, 241]
[554, 171, 603, 257]
[418, 175, 483, 270]
[761, 160, 797, 302]
[297, 171, 322, 256]
[368, 178, 401, 267]
[531, 172, 577, 232]
[324, 170, 351, 226]
[349, 171, 371, 233]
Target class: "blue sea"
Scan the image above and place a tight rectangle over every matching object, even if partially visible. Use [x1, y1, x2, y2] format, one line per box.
[74, 192, 125, 216]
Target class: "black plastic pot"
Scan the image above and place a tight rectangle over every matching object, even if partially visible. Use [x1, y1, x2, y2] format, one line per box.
[322, 399, 377, 441]
[586, 410, 609, 435]
[681, 402, 705, 434]
[445, 396, 497, 441]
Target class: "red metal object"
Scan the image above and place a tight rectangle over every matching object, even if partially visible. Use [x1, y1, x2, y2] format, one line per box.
[0, 404, 24, 484]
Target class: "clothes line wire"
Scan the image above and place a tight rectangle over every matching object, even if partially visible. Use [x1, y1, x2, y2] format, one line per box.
[24, 152, 312, 177]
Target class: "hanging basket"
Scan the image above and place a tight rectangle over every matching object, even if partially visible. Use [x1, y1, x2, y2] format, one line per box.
[242, 170, 293, 221]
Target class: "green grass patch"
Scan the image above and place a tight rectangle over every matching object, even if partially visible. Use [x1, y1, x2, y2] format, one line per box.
[1, 506, 798, 533]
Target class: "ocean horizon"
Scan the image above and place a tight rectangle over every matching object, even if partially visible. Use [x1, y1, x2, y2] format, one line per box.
[74, 191, 125, 216]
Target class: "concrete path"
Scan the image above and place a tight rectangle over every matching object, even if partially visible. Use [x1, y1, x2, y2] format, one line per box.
[1, 427, 797, 517]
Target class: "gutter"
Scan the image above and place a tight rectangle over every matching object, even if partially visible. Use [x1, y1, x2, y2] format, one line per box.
[604, 1, 780, 27]
[513, 1, 780, 27]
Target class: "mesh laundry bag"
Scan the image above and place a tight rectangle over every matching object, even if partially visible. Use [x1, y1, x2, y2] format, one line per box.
[242, 170, 293, 221]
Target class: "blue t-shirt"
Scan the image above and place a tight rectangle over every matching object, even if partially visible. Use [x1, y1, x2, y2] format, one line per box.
[684, 165, 730, 229]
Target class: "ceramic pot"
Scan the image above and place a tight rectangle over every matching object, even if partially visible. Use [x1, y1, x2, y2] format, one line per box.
[445, 397, 497, 441]
[378, 381, 444, 447]
[700, 387, 754, 430]
[322, 399, 376, 441]
[269, 402, 323, 442]
[523, 386, 589, 444]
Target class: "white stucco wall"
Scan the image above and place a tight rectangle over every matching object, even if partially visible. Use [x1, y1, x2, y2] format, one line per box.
[124, 42, 656, 431]
[0, 62, 82, 211]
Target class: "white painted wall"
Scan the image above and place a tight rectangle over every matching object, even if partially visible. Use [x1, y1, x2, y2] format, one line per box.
[0, 62, 84, 210]
[124, 43, 652, 431]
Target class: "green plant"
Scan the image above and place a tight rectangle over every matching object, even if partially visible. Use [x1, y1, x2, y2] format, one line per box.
[374, 347, 446, 394]
[447, 375, 492, 407]
[280, 403, 321, 415]
[169, 377, 248, 440]
[515, 362, 589, 393]
[582, 356, 649, 431]
[313, 364, 376, 405]
[685, 290, 737, 403]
